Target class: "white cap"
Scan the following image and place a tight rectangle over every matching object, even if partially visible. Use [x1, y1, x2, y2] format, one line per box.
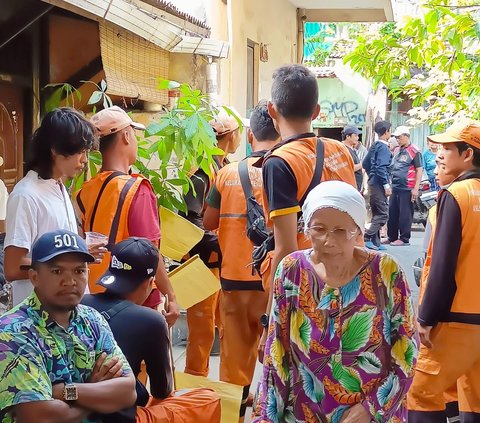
[302, 181, 367, 234]
[392, 126, 410, 137]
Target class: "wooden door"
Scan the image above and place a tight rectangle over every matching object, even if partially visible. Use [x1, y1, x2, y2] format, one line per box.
[0, 81, 23, 192]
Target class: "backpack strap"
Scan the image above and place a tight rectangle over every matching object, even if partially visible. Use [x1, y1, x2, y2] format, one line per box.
[107, 176, 139, 250]
[238, 159, 254, 201]
[299, 138, 325, 206]
[89, 171, 125, 231]
[100, 300, 133, 321]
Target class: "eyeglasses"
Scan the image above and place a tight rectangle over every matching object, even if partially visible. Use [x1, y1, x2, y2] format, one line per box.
[306, 225, 358, 242]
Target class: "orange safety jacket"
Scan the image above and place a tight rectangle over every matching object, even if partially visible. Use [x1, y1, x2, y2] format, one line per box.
[420, 175, 480, 323]
[75, 171, 146, 292]
[215, 156, 264, 291]
[262, 136, 356, 249]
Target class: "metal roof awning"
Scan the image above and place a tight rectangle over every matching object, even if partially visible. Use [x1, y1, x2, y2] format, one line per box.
[289, 0, 394, 22]
[41, 0, 230, 58]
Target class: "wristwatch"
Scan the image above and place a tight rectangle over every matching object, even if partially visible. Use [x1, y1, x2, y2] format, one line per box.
[260, 313, 270, 329]
[63, 383, 78, 401]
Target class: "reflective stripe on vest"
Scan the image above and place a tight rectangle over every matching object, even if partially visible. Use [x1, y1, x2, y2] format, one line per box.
[75, 171, 146, 292]
[216, 158, 263, 290]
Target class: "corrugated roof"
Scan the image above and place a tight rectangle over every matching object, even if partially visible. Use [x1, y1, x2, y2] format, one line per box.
[309, 66, 336, 78]
[141, 0, 210, 32]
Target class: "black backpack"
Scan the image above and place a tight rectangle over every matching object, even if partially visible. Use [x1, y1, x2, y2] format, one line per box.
[250, 138, 325, 275]
[238, 159, 269, 247]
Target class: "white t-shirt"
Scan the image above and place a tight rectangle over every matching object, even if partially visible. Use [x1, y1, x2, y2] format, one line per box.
[0, 179, 8, 220]
[5, 170, 83, 305]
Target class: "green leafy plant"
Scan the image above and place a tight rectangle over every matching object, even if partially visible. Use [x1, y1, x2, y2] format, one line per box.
[131, 78, 228, 212]
[44, 78, 233, 213]
[344, 0, 480, 127]
[82, 79, 113, 111]
[44, 83, 82, 112]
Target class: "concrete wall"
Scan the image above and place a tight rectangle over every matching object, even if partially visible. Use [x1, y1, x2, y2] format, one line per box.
[205, 0, 298, 159]
[168, 53, 207, 93]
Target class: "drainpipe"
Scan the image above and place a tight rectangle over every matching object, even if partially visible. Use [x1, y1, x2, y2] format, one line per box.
[296, 8, 307, 64]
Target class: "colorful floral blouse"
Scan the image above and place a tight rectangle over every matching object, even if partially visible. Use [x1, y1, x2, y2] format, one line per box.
[253, 250, 418, 423]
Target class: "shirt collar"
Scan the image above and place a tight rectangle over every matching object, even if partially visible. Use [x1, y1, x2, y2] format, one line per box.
[249, 149, 269, 158]
[453, 170, 480, 183]
[377, 139, 389, 147]
[252, 133, 316, 168]
[26, 292, 79, 329]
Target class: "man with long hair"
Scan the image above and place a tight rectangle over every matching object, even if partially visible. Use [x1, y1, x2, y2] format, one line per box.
[5, 107, 104, 306]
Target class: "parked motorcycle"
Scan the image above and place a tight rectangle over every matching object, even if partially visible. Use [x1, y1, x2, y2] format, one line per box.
[413, 180, 437, 227]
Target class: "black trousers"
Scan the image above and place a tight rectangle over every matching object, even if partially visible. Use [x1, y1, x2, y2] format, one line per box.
[387, 189, 414, 243]
[365, 184, 389, 246]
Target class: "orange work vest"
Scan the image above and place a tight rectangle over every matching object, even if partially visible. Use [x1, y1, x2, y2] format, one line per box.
[420, 179, 480, 315]
[75, 171, 146, 292]
[215, 157, 264, 290]
[264, 136, 356, 249]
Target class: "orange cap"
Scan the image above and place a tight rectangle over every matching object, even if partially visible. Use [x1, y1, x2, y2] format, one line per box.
[91, 106, 146, 138]
[428, 119, 480, 149]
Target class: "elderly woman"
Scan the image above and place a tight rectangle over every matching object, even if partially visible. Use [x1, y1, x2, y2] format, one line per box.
[253, 181, 418, 423]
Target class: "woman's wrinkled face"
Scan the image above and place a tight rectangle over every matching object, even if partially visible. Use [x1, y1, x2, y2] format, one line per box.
[306, 208, 362, 258]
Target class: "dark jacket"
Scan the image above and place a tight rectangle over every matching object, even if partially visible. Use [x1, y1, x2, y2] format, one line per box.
[363, 141, 392, 187]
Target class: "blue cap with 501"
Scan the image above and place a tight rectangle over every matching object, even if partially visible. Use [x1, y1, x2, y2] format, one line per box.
[23, 230, 96, 269]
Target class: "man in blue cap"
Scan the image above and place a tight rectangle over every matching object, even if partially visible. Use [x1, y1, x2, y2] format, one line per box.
[83, 237, 221, 423]
[0, 229, 137, 423]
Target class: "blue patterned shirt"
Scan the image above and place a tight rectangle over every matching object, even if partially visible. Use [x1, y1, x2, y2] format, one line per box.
[0, 292, 131, 423]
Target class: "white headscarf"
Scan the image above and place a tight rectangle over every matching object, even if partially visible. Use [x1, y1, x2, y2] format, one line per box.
[302, 181, 366, 234]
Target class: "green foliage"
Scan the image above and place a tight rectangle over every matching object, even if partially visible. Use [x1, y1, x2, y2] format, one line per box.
[44, 83, 82, 112]
[82, 80, 113, 111]
[46, 78, 229, 213]
[304, 49, 331, 66]
[344, 1, 480, 126]
[132, 78, 228, 212]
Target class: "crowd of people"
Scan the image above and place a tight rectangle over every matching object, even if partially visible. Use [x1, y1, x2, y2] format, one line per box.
[0, 63, 479, 423]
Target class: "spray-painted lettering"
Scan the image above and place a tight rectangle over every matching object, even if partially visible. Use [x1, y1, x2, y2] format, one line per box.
[320, 100, 366, 125]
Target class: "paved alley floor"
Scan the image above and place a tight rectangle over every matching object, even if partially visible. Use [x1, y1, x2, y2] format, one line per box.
[172, 226, 425, 422]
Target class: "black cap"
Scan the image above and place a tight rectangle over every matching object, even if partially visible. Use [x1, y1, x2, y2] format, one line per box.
[343, 125, 361, 136]
[97, 238, 159, 295]
[374, 120, 392, 136]
[22, 230, 95, 270]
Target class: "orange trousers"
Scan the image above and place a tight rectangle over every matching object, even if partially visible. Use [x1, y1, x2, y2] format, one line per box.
[185, 268, 219, 377]
[407, 322, 480, 421]
[136, 388, 221, 423]
[218, 289, 268, 387]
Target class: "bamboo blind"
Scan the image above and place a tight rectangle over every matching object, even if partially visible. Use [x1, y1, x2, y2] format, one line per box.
[99, 22, 169, 104]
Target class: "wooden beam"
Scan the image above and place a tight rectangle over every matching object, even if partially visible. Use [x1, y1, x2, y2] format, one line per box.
[305, 8, 388, 22]
[0, 3, 54, 50]
[64, 56, 103, 89]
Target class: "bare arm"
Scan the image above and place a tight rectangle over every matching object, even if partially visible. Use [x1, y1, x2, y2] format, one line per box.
[203, 206, 220, 231]
[52, 373, 137, 415]
[353, 163, 363, 172]
[411, 167, 424, 201]
[76, 373, 137, 414]
[4, 246, 30, 281]
[15, 401, 90, 423]
[155, 259, 180, 327]
[266, 213, 299, 310]
[258, 213, 298, 362]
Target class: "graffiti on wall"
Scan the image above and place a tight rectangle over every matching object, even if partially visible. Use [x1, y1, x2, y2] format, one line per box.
[319, 100, 366, 125]
[314, 78, 368, 128]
